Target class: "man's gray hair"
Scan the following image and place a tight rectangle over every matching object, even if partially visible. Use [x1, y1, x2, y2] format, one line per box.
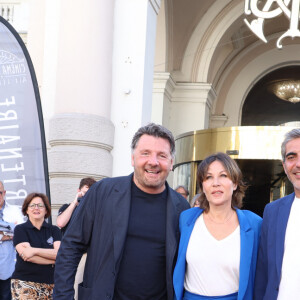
[131, 123, 175, 157]
[175, 185, 189, 196]
[281, 128, 300, 161]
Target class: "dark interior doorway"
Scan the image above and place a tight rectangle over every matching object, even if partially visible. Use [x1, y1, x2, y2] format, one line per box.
[236, 159, 284, 217]
[242, 66, 300, 126]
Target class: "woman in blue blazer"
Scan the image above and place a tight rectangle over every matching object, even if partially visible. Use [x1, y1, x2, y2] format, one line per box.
[173, 153, 262, 300]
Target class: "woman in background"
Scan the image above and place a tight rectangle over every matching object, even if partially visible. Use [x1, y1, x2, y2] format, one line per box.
[173, 152, 262, 300]
[191, 194, 201, 207]
[11, 193, 61, 299]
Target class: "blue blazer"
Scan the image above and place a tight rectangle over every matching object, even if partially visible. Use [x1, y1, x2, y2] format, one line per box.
[173, 207, 262, 300]
[254, 193, 294, 300]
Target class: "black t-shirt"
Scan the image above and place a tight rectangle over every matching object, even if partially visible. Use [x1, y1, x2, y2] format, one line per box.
[12, 219, 62, 284]
[114, 182, 168, 300]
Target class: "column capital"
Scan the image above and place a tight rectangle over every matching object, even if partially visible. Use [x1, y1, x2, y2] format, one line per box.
[153, 72, 176, 100]
[172, 82, 217, 110]
[210, 114, 229, 128]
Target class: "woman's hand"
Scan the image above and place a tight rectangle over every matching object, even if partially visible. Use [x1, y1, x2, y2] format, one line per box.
[21, 246, 37, 261]
[16, 242, 34, 261]
[16, 241, 61, 264]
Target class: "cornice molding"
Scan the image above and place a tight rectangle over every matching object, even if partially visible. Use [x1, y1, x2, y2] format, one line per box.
[48, 140, 113, 151]
[49, 172, 106, 181]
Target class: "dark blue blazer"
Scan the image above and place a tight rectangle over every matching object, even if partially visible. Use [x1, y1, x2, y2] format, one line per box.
[254, 193, 294, 300]
[173, 208, 262, 300]
[53, 174, 190, 300]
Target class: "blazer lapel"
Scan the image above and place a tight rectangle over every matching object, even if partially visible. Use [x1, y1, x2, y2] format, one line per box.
[112, 175, 132, 271]
[177, 210, 200, 264]
[173, 208, 203, 300]
[275, 193, 294, 280]
[237, 209, 254, 300]
[165, 188, 179, 274]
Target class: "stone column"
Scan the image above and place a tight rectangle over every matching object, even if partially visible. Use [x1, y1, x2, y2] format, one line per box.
[111, 0, 161, 176]
[44, 0, 115, 218]
[48, 114, 114, 217]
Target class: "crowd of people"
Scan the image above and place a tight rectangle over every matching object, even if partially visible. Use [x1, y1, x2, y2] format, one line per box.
[0, 123, 300, 300]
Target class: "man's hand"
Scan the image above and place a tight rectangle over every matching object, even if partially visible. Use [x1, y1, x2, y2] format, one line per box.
[1, 235, 13, 241]
[0, 231, 13, 241]
[74, 190, 84, 204]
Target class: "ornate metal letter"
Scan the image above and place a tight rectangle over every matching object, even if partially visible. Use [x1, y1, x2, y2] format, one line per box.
[244, 0, 300, 48]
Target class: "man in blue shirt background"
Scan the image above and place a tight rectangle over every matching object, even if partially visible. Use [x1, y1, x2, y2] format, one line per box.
[0, 181, 17, 300]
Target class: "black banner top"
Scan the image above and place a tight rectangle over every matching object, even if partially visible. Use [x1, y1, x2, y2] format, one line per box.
[0, 16, 49, 208]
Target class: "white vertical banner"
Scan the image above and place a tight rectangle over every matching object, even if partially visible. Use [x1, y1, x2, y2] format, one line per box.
[0, 17, 49, 207]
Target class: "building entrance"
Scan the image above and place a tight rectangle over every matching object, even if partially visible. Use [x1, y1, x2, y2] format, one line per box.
[173, 127, 294, 217]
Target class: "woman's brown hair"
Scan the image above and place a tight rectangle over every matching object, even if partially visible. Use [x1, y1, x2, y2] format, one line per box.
[22, 192, 51, 218]
[197, 152, 247, 212]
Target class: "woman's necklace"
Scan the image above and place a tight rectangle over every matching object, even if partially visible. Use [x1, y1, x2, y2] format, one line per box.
[206, 210, 234, 224]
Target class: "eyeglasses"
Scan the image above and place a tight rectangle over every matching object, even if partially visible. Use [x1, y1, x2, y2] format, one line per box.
[28, 203, 45, 209]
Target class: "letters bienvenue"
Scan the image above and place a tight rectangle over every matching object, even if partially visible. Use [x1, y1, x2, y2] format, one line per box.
[0, 96, 27, 202]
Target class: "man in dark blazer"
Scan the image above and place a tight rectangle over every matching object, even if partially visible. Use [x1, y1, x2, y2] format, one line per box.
[53, 123, 190, 300]
[254, 128, 300, 299]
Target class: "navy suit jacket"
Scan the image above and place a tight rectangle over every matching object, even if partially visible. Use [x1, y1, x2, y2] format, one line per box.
[254, 193, 295, 300]
[173, 208, 262, 300]
[53, 174, 190, 300]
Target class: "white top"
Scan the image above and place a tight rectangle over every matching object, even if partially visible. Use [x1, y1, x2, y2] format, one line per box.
[278, 196, 300, 300]
[184, 214, 240, 296]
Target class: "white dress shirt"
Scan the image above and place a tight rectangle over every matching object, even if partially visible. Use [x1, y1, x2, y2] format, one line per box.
[278, 196, 300, 299]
